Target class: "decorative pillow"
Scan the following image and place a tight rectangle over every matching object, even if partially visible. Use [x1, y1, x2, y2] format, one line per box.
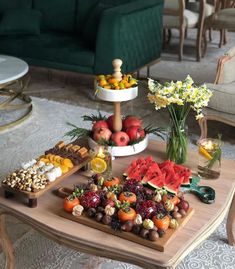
[0, 9, 41, 35]
[82, 2, 112, 49]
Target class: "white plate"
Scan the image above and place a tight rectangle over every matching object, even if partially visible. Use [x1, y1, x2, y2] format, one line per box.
[96, 84, 138, 102]
[88, 135, 149, 157]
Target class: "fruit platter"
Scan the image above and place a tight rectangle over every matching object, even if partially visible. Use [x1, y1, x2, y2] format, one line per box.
[59, 156, 194, 252]
[1, 141, 91, 207]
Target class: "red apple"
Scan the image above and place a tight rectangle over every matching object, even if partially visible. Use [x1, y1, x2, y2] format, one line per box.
[92, 120, 109, 132]
[93, 127, 112, 142]
[111, 131, 130, 146]
[106, 115, 114, 131]
[123, 116, 142, 130]
[126, 126, 145, 141]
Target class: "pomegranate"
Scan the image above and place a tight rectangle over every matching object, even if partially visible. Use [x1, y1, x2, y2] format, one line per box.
[80, 191, 101, 209]
[126, 126, 145, 141]
[106, 115, 114, 131]
[111, 131, 130, 146]
[92, 120, 108, 132]
[136, 200, 157, 219]
[123, 116, 142, 130]
[123, 179, 144, 194]
[93, 127, 112, 142]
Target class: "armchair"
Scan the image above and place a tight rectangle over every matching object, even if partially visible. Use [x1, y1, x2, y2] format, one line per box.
[199, 47, 235, 139]
[163, 0, 206, 61]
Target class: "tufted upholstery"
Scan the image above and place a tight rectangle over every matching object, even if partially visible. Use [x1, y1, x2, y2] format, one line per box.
[95, 0, 163, 74]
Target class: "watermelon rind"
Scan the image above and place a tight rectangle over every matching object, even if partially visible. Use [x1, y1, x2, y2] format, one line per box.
[163, 186, 177, 195]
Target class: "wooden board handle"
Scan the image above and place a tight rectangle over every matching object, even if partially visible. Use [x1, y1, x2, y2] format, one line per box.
[57, 187, 73, 198]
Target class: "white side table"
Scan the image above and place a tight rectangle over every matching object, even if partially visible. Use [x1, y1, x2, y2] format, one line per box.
[0, 55, 32, 131]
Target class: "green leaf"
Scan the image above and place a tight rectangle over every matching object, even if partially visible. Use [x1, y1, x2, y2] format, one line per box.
[65, 122, 91, 140]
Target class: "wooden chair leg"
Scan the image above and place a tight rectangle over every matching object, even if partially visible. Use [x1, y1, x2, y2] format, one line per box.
[209, 28, 212, 42]
[167, 29, 172, 44]
[202, 27, 208, 58]
[224, 29, 227, 45]
[226, 194, 235, 246]
[196, 16, 204, 62]
[163, 29, 167, 49]
[219, 29, 224, 48]
[179, 27, 185, 61]
[185, 28, 188, 39]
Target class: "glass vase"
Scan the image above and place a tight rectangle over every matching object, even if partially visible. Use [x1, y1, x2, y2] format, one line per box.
[166, 120, 188, 164]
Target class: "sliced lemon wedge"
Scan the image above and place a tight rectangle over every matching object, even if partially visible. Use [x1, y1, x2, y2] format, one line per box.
[90, 157, 107, 174]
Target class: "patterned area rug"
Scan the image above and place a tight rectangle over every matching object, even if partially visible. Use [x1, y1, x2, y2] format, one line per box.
[0, 97, 235, 269]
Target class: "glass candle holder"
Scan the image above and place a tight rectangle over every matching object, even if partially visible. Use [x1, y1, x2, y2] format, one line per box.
[198, 138, 222, 179]
[90, 145, 112, 179]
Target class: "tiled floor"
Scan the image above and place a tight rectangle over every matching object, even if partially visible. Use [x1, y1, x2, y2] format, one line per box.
[27, 29, 235, 142]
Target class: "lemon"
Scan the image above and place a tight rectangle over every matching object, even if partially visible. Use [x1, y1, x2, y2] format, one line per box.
[91, 157, 107, 174]
[199, 146, 212, 160]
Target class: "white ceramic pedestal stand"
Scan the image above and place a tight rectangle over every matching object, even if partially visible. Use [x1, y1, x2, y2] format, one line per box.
[88, 59, 148, 157]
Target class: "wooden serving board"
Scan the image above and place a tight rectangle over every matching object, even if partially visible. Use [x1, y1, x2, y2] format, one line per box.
[59, 208, 194, 252]
[1, 156, 91, 208]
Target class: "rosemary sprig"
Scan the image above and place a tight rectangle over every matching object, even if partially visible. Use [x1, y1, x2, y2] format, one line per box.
[65, 122, 92, 140]
[82, 111, 107, 122]
[96, 138, 116, 147]
[144, 125, 166, 140]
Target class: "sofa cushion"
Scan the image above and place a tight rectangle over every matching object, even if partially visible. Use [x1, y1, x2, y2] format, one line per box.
[82, 2, 111, 49]
[0, 9, 41, 36]
[0, 32, 94, 67]
[0, 0, 32, 17]
[206, 82, 235, 114]
[33, 0, 76, 33]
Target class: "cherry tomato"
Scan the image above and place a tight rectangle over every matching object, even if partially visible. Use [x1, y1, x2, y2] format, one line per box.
[152, 215, 170, 231]
[103, 177, 120, 187]
[119, 192, 137, 204]
[118, 207, 136, 222]
[63, 196, 80, 213]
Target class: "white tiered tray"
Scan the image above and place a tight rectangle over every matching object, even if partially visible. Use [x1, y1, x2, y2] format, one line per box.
[88, 135, 149, 157]
[96, 84, 138, 102]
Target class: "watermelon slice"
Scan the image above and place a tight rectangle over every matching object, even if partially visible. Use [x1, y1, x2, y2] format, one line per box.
[124, 157, 192, 194]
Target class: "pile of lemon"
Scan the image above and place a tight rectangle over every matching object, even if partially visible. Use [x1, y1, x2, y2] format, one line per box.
[97, 74, 137, 90]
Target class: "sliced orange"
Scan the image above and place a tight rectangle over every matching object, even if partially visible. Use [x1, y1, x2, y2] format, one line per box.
[90, 157, 107, 174]
[199, 146, 212, 160]
[60, 165, 69, 174]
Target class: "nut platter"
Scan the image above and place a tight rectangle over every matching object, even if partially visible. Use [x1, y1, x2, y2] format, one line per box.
[58, 157, 195, 252]
[1, 141, 91, 207]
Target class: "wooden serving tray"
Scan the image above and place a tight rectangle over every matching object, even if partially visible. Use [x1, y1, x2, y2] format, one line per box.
[59, 207, 194, 252]
[1, 156, 91, 208]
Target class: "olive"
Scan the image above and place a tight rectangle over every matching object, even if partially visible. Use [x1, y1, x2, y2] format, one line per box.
[148, 230, 159, 241]
[87, 208, 96, 218]
[95, 212, 103, 222]
[121, 220, 134, 232]
[172, 211, 182, 220]
[97, 206, 105, 213]
[179, 209, 187, 217]
[140, 228, 149, 239]
[102, 215, 112, 225]
[132, 225, 141, 235]
[158, 229, 165, 238]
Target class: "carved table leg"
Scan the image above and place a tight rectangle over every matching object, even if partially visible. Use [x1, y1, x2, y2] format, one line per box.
[198, 117, 208, 141]
[0, 213, 15, 269]
[226, 193, 235, 245]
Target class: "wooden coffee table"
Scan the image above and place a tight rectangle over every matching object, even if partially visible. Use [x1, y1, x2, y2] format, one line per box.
[0, 140, 235, 269]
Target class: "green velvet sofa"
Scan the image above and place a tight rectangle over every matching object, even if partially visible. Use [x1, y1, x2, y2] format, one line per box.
[0, 0, 164, 74]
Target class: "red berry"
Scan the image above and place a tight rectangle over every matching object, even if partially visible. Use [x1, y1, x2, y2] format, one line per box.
[80, 191, 101, 209]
